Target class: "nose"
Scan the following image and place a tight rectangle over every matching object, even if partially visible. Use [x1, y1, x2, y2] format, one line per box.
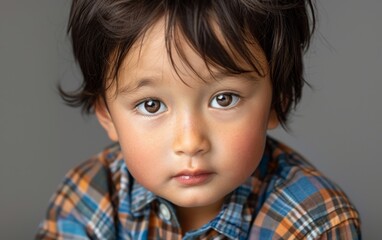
[172, 113, 211, 157]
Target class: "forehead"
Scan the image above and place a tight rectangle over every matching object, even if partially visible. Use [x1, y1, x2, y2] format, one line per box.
[122, 20, 211, 80]
[110, 17, 269, 92]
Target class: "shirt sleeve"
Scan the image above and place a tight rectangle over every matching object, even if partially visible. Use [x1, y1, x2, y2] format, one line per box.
[319, 219, 361, 240]
[35, 169, 94, 239]
[35, 157, 116, 240]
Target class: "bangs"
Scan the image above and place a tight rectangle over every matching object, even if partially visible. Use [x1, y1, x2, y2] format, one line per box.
[164, 1, 266, 80]
[110, 0, 266, 86]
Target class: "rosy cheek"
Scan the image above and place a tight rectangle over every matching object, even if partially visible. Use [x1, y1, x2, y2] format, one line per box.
[118, 133, 151, 176]
[226, 126, 266, 170]
[119, 126, 169, 186]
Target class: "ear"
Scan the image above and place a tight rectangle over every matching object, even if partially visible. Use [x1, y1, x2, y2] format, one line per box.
[267, 109, 279, 129]
[95, 101, 119, 142]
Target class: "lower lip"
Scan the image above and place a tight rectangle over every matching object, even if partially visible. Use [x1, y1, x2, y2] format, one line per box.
[174, 173, 213, 186]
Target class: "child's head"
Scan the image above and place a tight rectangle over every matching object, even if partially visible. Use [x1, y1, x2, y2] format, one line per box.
[62, 0, 315, 226]
[63, 0, 315, 126]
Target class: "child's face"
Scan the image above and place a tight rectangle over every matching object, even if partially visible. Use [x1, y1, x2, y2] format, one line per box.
[96, 20, 278, 211]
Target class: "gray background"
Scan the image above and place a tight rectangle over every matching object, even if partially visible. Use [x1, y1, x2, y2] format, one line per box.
[0, 0, 381, 239]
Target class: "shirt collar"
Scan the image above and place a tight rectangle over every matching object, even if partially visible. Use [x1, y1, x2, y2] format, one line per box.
[130, 179, 157, 214]
[208, 176, 255, 239]
[117, 157, 157, 216]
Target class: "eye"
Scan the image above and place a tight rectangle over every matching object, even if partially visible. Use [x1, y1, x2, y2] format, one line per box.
[136, 99, 167, 116]
[210, 93, 240, 109]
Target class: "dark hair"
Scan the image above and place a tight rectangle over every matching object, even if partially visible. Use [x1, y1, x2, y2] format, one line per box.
[62, 0, 315, 127]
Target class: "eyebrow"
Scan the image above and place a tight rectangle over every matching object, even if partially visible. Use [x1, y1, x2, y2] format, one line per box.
[118, 78, 156, 95]
[117, 71, 259, 95]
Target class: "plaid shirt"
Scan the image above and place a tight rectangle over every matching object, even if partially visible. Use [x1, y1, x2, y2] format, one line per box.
[36, 137, 361, 239]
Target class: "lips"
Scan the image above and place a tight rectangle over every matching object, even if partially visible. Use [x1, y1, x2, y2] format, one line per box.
[173, 170, 214, 186]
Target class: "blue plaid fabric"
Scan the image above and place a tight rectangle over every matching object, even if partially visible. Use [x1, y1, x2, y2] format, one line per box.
[36, 137, 361, 239]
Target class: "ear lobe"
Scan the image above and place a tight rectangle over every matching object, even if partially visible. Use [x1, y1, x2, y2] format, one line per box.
[95, 101, 119, 142]
[267, 109, 279, 129]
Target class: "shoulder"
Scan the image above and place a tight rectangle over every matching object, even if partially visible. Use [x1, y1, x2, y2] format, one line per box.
[251, 137, 361, 239]
[64, 143, 124, 196]
[59, 143, 125, 208]
[36, 143, 126, 239]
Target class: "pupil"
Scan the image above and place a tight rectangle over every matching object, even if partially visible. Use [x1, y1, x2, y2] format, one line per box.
[145, 100, 160, 113]
[217, 94, 232, 107]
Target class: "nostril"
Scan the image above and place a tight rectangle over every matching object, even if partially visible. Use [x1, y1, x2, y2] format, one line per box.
[173, 136, 210, 157]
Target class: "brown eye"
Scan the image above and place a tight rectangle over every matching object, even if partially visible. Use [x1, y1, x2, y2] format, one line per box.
[144, 100, 160, 113]
[136, 99, 167, 115]
[216, 94, 232, 107]
[210, 93, 240, 109]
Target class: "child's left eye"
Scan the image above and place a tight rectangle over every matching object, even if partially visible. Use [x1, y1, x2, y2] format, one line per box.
[210, 93, 240, 109]
[136, 99, 167, 116]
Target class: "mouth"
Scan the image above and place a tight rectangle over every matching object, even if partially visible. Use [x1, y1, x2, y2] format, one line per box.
[173, 170, 214, 186]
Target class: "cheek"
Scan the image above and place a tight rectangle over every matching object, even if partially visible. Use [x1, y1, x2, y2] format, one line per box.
[216, 118, 268, 176]
[116, 123, 169, 186]
[232, 128, 266, 166]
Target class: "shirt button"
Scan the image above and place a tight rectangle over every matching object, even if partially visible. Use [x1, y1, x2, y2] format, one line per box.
[243, 214, 252, 222]
[159, 203, 171, 221]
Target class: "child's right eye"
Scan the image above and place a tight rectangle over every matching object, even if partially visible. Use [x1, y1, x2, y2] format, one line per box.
[135, 99, 167, 116]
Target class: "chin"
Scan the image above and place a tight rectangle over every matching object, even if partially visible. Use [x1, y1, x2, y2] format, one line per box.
[170, 195, 224, 209]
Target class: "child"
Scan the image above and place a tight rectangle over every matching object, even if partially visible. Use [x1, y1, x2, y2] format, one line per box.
[36, 0, 361, 239]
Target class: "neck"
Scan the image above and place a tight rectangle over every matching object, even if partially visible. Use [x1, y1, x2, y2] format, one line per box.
[175, 199, 225, 233]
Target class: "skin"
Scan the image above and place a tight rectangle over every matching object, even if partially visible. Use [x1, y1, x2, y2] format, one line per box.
[96, 19, 278, 232]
